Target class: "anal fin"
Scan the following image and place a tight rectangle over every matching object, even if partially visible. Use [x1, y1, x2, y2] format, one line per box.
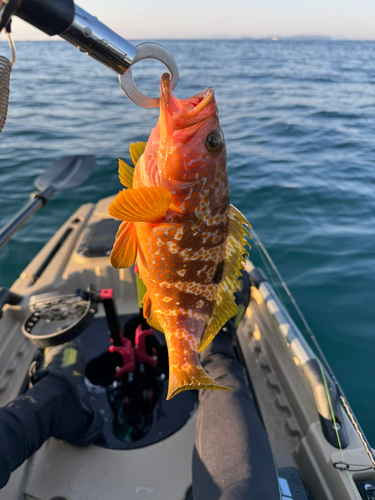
[143, 292, 165, 333]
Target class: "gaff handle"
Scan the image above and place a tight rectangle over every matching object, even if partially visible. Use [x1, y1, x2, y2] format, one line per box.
[15, 0, 75, 36]
[14, 0, 136, 74]
[1, 0, 179, 106]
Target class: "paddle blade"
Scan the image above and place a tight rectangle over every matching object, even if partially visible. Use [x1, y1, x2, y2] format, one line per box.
[34, 155, 95, 191]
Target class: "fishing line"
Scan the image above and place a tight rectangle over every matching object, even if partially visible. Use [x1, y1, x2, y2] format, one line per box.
[319, 360, 364, 500]
[252, 237, 288, 308]
[250, 227, 375, 470]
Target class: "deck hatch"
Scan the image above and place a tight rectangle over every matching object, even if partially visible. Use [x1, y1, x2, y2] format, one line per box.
[77, 219, 121, 258]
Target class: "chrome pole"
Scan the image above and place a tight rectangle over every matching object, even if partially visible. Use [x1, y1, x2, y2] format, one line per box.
[60, 5, 136, 74]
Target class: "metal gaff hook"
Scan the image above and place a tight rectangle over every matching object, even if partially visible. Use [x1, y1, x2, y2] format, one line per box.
[119, 42, 179, 109]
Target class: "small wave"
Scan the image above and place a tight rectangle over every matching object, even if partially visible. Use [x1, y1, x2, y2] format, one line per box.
[331, 141, 358, 149]
[310, 110, 359, 120]
[258, 122, 308, 137]
[281, 183, 300, 188]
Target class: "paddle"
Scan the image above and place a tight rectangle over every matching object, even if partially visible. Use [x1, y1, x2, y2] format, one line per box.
[0, 155, 95, 250]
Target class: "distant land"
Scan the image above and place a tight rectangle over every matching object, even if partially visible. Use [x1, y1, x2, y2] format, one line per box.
[241, 35, 334, 41]
[3, 35, 366, 43]
[280, 35, 331, 41]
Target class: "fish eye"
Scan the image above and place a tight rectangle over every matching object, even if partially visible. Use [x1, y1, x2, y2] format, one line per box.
[206, 131, 224, 155]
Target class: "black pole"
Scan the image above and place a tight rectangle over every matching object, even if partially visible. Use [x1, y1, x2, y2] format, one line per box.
[100, 290, 123, 347]
[15, 0, 75, 36]
[0, 188, 55, 250]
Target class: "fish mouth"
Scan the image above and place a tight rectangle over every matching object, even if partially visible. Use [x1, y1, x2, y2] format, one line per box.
[160, 73, 216, 132]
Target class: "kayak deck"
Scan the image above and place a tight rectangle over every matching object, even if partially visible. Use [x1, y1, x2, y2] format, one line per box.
[0, 194, 374, 500]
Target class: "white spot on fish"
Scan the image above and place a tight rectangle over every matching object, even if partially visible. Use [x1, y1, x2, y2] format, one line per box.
[167, 241, 179, 253]
[174, 227, 183, 240]
[185, 186, 193, 201]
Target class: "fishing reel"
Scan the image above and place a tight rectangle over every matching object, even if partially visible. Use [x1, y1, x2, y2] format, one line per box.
[22, 287, 98, 347]
[22, 285, 194, 446]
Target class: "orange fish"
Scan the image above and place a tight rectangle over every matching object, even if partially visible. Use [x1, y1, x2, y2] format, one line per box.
[109, 74, 251, 399]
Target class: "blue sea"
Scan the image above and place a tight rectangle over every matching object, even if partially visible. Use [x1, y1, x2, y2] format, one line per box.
[0, 40, 374, 442]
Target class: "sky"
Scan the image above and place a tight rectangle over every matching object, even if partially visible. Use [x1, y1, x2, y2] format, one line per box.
[8, 0, 375, 41]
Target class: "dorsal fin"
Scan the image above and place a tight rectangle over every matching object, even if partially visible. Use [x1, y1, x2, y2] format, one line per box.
[118, 159, 134, 189]
[198, 205, 251, 352]
[129, 142, 147, 166]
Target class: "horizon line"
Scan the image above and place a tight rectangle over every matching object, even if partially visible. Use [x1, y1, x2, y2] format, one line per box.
[3, 36, 375, 42]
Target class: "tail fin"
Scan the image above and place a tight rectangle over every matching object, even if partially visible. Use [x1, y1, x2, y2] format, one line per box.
[167, 364, 232, 400]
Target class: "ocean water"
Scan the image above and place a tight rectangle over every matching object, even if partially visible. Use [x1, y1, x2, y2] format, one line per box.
[0, 40, 374, 443]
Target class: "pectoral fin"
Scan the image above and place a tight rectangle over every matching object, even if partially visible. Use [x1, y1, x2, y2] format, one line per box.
[110, 221, 138, 269]
[109, 187, 172, 222]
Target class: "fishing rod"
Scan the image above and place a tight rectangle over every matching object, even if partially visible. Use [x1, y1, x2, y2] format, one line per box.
[250, 227, 375, 469]
[0, 0, 179, 131]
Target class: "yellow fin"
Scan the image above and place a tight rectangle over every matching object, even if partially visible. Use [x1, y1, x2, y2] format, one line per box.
[110, 221, 138, 269]
[198, 205, 252, 352]
[136, 272, 147, 310]
[143, 292, 165, 333]
[109, 187, 172, 222]
[129, 142, 147, 166]
[167, 364, 232, 400]
[118, 159, 134, 189]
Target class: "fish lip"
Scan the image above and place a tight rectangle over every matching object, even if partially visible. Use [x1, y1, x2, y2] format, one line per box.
[172, 89, 215, 131]
[160, 73, 172, 107]
[160, 74, 216, 131]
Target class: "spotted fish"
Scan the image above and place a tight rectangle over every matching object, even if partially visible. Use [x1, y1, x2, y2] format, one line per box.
[109, 74, 251, 399]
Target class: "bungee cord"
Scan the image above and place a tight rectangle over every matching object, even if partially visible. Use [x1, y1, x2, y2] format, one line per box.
[0, 28, 15, 133]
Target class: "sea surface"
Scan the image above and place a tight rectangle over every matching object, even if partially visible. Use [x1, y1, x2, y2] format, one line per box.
[0, 40, 374, 443]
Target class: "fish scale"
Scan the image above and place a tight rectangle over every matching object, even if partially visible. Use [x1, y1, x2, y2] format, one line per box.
[109, 74, 251, 399]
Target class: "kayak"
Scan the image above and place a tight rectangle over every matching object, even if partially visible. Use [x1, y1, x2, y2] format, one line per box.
[0, 192, 374, 500]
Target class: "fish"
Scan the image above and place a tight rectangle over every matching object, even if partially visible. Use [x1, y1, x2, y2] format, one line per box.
[109, 73, 251, 399]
